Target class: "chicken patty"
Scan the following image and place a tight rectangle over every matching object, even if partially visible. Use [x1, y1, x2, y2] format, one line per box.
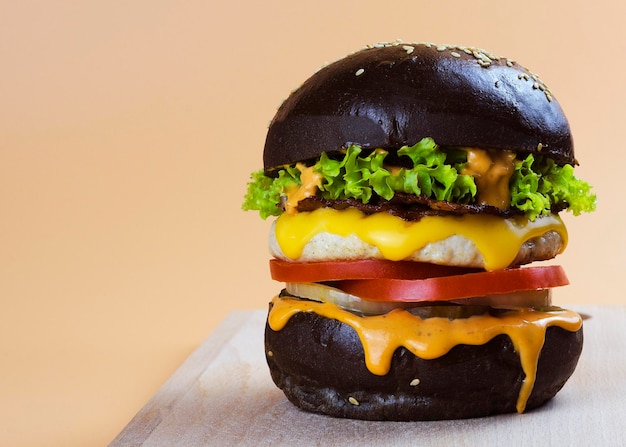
[269, 223, 564, 269]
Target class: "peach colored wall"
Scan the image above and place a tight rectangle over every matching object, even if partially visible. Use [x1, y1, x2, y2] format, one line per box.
[1, 1, 623, 446]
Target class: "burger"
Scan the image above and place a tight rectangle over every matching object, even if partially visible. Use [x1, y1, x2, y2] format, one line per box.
[242, 41, 596, 421]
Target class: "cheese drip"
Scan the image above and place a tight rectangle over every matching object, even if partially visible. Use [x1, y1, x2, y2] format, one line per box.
[461, 148, 516, 209]
[274, 207, 567, 271]
[268, 297, 582, 413]
[284, 163, 322, 215]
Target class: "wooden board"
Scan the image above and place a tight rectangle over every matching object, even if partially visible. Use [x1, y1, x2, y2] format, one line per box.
[110, 306, 626, 446]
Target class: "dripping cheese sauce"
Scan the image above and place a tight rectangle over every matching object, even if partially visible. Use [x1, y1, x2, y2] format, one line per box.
[461, 148, 516, 209]
[268, 296, 582, 413]
[275, 208, 567, 271]
[284, 163, 322, 215]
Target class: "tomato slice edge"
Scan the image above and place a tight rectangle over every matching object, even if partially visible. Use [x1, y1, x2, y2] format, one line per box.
[270, 258, 480, 282]
[336, 266, 570, 302]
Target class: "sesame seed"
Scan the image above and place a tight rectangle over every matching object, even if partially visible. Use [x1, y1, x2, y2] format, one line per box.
[537, 143, 543, 151]
[267, 350, 274, 357]
[486, 52, 499, 61]
[348, 396, 360, 406]
[472, 50, 486, 60]
[339, 42, 554, 104]
[410, 378, 421, 386]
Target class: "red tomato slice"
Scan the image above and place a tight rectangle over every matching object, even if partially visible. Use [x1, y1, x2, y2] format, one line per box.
[269, 259, 480, 283]
[336, 266, 569, 302]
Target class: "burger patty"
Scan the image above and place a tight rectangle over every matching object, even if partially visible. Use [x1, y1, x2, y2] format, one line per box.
[295, 194, 569, 221]
[269, 224, 564, 269]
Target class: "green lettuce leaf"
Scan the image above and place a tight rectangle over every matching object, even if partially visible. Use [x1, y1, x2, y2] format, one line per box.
[242, 165, 300, 219]
[315, 138, 476, 204]
[242, 137, 596, 221]
[510, 154, 597, 220]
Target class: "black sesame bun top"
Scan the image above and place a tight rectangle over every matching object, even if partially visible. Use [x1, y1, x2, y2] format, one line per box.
[263, 42, 574, 171]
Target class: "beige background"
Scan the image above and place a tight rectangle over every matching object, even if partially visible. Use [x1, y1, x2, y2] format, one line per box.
[1, 1, 622, 446]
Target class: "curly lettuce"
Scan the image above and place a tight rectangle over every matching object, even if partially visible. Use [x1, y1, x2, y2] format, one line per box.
[242, 137, 596, 220]
[242, 165, 300, 219]
[315, 138, 476, 204]
[510, 154, 596, 220]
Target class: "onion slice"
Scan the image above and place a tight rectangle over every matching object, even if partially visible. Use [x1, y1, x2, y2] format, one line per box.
[285, 282, 415, 315]
[285, 282, 552, 315]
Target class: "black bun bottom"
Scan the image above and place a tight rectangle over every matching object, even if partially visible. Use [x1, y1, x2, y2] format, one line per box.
[264, 308, 583, 421]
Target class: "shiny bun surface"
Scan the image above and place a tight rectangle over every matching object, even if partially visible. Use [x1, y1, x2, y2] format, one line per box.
[265, 307, 583, 421]
[264, 42, 573, 170]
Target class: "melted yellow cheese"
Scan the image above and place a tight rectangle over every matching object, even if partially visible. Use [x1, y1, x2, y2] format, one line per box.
[268, 296, 582, 413]
[461, 148, 516, 209]
[274, 207, 567, 271]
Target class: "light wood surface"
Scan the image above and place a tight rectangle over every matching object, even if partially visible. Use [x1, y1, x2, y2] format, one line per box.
[111, 306, 626, 447]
